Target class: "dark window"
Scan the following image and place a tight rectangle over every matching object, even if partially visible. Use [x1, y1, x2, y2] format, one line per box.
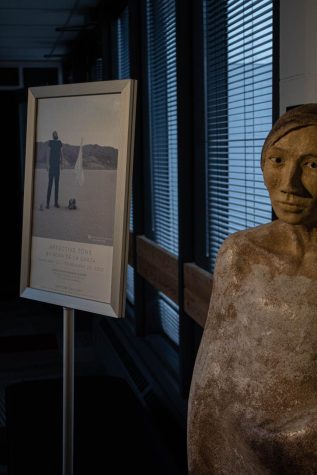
[0, 68, 19, 86]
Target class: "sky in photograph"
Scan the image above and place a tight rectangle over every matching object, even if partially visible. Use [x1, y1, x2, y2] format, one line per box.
[36, 93, 121, 148]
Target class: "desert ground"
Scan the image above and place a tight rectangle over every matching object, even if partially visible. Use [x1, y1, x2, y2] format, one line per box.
[32, 169, 117, 245]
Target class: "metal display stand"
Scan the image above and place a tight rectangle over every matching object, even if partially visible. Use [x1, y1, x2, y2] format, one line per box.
[63, 307, 75, 475]
[19, 79, 137, 475]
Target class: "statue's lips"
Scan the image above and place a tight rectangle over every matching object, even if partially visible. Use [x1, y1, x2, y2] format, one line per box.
[277, 200, 307, 211]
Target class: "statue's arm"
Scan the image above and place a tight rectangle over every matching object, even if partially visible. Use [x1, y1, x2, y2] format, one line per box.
[189, 233, 243, 385]
[188, 233, 260, 474]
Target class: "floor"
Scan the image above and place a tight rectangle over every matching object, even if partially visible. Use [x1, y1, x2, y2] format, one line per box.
[0, 297, 187, 474]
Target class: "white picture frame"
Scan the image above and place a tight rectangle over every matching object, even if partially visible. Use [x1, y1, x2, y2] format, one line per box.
[20, 80, 137, 318]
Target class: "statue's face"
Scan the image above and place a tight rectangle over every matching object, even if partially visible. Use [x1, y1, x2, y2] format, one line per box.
[263, 125, 317, 227]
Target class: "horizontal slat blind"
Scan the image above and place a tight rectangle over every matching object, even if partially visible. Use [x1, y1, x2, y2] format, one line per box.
[204, 0, 273, 270]
[146, 0, 179, 344]
[157, 293, 179, 346]
[93, 58, 103, 81]
[112, 7, 130, 80]
[227, 0, 272, 235]
[112, 7, 135, 304]
[204, 0, 229, 268]
[146, 0, 178, 256]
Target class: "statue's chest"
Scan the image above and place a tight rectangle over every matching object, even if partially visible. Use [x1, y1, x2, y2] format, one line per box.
[200, 265, 317, 398]
[235, 265, 317, 345]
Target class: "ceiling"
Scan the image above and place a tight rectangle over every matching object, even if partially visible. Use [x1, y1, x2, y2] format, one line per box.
[0, 0, 101, 63]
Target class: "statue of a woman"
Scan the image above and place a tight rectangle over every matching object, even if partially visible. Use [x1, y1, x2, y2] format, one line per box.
[188, 104, 317, 474]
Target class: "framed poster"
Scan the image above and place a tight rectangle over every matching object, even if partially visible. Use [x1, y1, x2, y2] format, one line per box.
[20, 80, 137, 317]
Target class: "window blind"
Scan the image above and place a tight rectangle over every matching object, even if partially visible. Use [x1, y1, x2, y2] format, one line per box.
[204, 0, 273, 270]
[146, 0, 178, 256]
[112, 7, 130, 80]
[203, 0, 229, 268]
[157, 293, 179, 346]
[112, 7, 135, 304]
[92, 57, 103, 81]
[146, 0, 179, 344]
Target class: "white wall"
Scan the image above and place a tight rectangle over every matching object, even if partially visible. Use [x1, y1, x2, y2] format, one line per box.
[280, 0, 317, 111]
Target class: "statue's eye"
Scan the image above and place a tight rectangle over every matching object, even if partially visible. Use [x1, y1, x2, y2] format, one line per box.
[269, 156, 283, 164]
[305, 161, 317, 169]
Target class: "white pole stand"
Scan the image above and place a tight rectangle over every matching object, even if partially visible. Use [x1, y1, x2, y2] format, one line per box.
[63, 307, 75, 475]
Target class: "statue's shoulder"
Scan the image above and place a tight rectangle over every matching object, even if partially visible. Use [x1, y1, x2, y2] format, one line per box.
[219, 221, 274, 250]
[215, 221, 280, 271]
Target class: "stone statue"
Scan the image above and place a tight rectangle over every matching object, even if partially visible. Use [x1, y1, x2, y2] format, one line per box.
[188, 104, 317, 474]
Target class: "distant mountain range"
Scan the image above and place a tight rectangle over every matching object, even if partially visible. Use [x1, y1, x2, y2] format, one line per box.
[35, 142, 118, 170]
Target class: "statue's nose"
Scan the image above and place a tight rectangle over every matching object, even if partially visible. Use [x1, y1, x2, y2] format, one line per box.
[280, 162, 304, 195]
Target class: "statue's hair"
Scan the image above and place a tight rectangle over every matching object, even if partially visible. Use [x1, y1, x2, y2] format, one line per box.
[261, 104, 317, 169]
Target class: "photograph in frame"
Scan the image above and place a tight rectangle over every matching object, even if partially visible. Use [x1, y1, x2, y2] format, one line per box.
[20, 80, 137, 318]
